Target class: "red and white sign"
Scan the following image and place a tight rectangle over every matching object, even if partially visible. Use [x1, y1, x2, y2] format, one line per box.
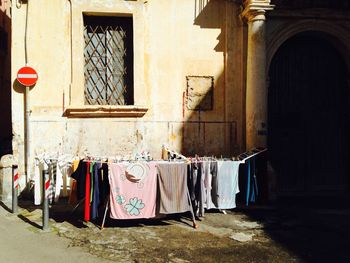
[17, 66, 38, 86]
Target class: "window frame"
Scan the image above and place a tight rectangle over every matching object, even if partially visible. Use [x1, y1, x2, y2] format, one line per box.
[63, 5, 147, 118]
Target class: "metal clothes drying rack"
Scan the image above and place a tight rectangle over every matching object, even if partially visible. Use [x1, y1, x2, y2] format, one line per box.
[237, 147, 267, 206]
[71, 155, 198, 230]
[237, 147, 267, 163]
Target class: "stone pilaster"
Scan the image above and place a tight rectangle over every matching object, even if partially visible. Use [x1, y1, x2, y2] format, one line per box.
[242, 0, 274, 150]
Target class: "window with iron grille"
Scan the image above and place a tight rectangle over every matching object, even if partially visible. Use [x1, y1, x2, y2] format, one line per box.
[84, 15, 134, 105]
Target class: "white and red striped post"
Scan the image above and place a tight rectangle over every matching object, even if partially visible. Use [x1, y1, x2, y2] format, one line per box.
[42, 168, 50, 230]
[12, 165, 19, 213]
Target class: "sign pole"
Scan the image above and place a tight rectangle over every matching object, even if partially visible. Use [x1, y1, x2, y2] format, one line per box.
[17, 65, 38, 187]
[25, 86, 30, 185]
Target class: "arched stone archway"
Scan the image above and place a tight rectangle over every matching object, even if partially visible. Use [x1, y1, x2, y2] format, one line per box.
[267, 20, 350, 72]
[268, 31, 350, 195]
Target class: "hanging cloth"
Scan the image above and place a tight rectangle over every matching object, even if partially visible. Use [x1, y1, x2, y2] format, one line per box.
[34, 159, 45, 205]
[68, 159, 80, 205]
[250, 157, 259, 203]
[157, 162, 191, 214]
[90, 162, 101, 221]
[214, 160, 241, 210]
[47, 161, 57, 205]
[109, 162, 157, 219]
[84, 161, 91, 222]
[246, 159, 251, 206]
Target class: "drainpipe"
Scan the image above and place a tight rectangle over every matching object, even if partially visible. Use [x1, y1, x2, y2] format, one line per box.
[67, 0, 73, 106]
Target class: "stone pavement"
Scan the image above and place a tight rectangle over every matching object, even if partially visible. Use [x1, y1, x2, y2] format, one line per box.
[0, 202, 110, 263]
[1, 199, 350, 263]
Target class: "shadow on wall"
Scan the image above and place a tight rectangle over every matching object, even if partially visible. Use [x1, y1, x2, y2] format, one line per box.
[194, 0, 226, 52]
[0, 4, 12, 158]
[178, 0, 239, 157]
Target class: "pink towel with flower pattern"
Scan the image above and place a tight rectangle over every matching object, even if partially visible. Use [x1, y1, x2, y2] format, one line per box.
[109, 162, 157, 219]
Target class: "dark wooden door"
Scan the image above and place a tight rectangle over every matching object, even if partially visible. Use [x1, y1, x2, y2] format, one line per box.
[0, 29, 12, 157]
[268, 33, 349, 194]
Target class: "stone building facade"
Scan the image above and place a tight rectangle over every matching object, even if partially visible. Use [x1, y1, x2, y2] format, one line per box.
[0, 0, 349, 201]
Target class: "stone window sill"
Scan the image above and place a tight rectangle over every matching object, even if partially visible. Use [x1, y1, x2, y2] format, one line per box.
[63, 105, 148, 118]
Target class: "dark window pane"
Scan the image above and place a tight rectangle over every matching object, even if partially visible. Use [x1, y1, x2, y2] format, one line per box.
[83, 15, 134, 105]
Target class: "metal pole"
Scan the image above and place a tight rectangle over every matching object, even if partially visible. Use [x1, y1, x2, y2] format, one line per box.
[24, 0, 30, 185]
[25, 86, 30, 186]
[12, 165, 18, 213]
[42, 168, 49, 230]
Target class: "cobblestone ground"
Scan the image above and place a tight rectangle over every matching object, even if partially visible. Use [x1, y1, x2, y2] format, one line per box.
[3, 199, 350, 263]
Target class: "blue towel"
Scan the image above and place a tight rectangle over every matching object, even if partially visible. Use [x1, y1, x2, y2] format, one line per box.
[249, 158, 259, 203]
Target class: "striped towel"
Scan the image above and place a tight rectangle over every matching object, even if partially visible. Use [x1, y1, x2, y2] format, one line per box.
[157, 162, 191, 214]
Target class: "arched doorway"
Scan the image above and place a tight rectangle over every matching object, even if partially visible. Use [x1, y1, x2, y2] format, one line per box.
[268, 31, 350, 195]
[0, 26, 12, 158]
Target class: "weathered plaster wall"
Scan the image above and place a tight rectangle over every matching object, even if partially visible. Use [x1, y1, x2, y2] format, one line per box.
[11, 0, 245, 182]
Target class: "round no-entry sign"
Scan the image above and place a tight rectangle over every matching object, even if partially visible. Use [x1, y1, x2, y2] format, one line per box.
[17, 66, 38, 86]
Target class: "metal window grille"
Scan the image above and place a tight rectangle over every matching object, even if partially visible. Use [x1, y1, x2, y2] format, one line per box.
[84, 16, 134, 105]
